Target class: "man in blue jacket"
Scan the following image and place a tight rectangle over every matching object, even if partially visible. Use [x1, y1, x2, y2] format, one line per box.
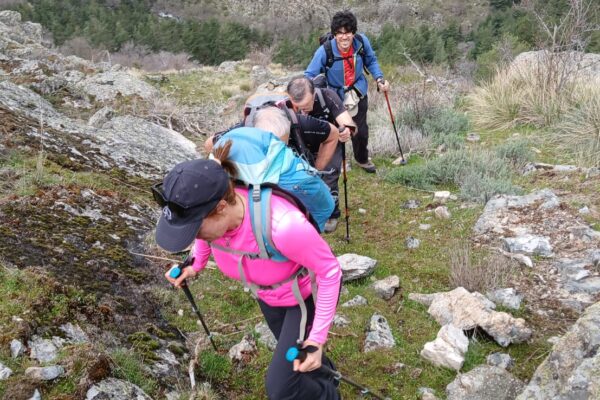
[305, 10, 390, 173]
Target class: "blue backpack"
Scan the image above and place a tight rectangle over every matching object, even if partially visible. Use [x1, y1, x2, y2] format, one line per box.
[214, 127, 334, 255]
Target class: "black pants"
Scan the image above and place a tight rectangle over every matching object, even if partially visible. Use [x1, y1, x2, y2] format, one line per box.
[321, 145, 343, 219]
[259, 297, 339, 400]
[351, 96, 369, 164]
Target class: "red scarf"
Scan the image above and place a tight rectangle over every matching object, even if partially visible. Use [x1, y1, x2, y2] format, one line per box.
[339, 47, 355, 87]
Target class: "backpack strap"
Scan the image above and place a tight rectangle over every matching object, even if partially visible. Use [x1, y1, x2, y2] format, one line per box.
[314, 88, 330, 117]
[282, 106, 316, 166]
[323, 39, 335, 72]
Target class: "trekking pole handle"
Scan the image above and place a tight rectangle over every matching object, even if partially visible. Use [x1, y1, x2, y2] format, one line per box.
[285, 345, 319, 363]
[169, 266, 182, 279]
[169, 256, 195, 279]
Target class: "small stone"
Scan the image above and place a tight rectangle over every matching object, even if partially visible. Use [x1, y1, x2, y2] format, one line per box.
[341, 295, 368, 307]
[419, 224, 431, 230]
[0, 362, 13, 380]
[486, 288, 522, 310]
[433, 191, 451, 203]
[371, 275, 400, 300]
[466, 133, 480, 142]
[434, 206, 451, 219]
[393, 362, 406, 371]
[177, 309, 184, 317]
[579, 206, 590, 215]
[333, 314, 350, 327]
[364, 314, 395, 352]
[586, 167, 600, 178]
[29, 389, 42, 400]
[402, 199, 421, 209]
[418, 387, 438, 400]
[406, 236, 421, 249]
[255, 322, 277, 351]
[29, 336, 59, 363]
[486, 352, 515, 370]
[553, 165, 578, 172]
[392, 156, 407, 165]
[25, 365, 64, 381]
[358, 208, 367, 214]
[411, 368, 423, 379]
[228, 334, 257, 363]
[60, 322, 89, 343]
[11, 339, 25, 358]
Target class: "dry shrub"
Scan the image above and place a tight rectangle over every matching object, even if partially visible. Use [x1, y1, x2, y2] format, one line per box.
[449, 243, 516, 293]
[246, 45, 275, 67]
[111, 42, 196, 72]
[368, 104, 431, 157]
[468, 52, 600, 131]
[58, 36, 106, 61]
[551, 86, 600, 167]
[367, 77, 457, 157]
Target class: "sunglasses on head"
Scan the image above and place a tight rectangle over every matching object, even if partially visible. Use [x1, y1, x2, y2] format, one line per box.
[151, 182, 192, 217]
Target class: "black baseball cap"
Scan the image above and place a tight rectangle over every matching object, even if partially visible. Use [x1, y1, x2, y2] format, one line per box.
[154, 159, 229, 253]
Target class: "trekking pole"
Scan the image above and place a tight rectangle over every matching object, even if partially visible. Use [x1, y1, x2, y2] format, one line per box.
[383, 91, 407, 165]
[340, 138, 350, 244]
[169, 257, 218, 352]
[285, 346, 390, 400]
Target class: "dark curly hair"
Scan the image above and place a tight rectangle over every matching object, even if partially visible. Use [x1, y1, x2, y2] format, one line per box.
[331, 10, 357, 35]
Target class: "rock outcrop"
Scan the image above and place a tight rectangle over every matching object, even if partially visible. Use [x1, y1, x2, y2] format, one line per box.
[516, 301, 600, 400]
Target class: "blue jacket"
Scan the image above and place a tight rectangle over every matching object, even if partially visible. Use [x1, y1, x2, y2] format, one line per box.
[305, 34, 384, 100]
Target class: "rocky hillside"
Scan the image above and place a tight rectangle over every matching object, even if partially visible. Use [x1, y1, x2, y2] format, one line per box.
[153, 0, 488, 35]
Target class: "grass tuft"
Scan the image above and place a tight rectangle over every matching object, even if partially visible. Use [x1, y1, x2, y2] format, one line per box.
[449, 244, 516, 293]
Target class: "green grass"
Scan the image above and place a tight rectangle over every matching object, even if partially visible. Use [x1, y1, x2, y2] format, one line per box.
[151, 67, 254, 105]
[111, 349, 159, 396]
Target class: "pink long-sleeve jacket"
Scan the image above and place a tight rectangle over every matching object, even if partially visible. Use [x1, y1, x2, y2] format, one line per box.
[191, 188, 342, 344]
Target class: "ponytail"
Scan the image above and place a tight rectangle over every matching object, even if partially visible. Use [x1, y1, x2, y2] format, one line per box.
[212, 140, 237, 205]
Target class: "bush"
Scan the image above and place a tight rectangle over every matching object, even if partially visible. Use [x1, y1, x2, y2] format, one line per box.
[423, 108, 470, 137]
[494, 138, 534, 169]
[423, 108, 470, 150]
[384, 163, 435, 190]
[460, 170, 522, 203]
[385, 147, 523, 202]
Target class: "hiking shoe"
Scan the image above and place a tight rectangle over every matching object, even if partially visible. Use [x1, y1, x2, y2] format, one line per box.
[357, 160, 376, 173]
[324, 218, 339, 233]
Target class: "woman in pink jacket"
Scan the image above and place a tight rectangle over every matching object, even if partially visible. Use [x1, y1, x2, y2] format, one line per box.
[154, 141, 342, 399]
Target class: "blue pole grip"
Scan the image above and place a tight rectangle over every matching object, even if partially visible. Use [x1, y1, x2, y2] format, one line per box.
[169, 266, 182, 279]
[285, 346, 300, 362]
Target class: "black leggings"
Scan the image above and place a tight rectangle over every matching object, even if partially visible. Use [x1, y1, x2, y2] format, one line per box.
[258, 297, 339, 400]
[351, 95, 369, 164]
